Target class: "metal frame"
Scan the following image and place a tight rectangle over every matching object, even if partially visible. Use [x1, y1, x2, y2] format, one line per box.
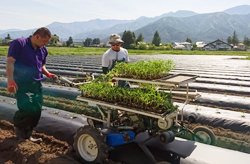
[113, 74, 199, 124]
[75, 73, 200, 164]
[76, 73, 200, 129]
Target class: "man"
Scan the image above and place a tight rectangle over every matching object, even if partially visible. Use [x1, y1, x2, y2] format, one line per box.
[6, 27, 57, 142]
[102, 34, 130, 87]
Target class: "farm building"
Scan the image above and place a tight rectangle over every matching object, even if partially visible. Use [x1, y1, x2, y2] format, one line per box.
[196, 41, 206, 49]
[203, 39, 232, 51]
[172, 42, 192, 50]
[233, 43, 246, 51]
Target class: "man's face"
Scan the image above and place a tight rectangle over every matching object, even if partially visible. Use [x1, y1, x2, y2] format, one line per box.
[36, 35, 50, 47]
[111, 42, 122, 51]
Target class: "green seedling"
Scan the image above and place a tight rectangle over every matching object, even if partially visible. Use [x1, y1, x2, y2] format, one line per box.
[68, 87, 71, 90]
[10, 101, 16, 105]
[244, 96, 246, 99]
[69, 113, 77, 119]
[241, 111, 246, 118]
[60, 86, 63, 88]
[48, 83, 51, 87]
[53, 111, 59, 115]
[216, 108, 220, 114]
[3, 99, 6, 102]
[196, 105, 201, 111]
[224, 93, 227, 97]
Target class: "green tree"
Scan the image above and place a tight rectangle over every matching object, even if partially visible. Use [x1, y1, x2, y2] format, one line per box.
[92, 38, 100, 44]
[136, 33, 144, 44]
[132, 32, 136, 39]
[48, 34, 59, 46]
[5, 34, 11, 39]
[232, 31, 239, 46]
[84, 38, 93, 47]
[152, 31, 161, 46]
[165, 43, 172, 50]
[66, 36, 73, 46]
[192, 43, 197, 50]
[186, 38, 192, 43]
[243, 36, 250, 47]
[227, 36, 232, 44]
[122, 30, 136, 49]
[138, 44, 147, 50]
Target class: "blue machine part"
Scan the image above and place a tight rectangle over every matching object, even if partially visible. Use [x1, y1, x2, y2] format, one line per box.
[106, 131, 135, 147]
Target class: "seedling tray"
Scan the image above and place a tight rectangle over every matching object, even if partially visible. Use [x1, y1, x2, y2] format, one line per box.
[76, 96, 178, 119]
[113, 74, 198, 88]
[156, 74, 198, 86]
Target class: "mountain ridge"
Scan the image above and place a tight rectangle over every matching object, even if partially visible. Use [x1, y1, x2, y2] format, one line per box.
[1, 5, 250, 43]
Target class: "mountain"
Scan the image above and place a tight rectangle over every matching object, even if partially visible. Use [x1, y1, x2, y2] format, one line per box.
[133, 12, 250, 43]
[0, 10, 197, 40]
[1, 5, 250, 43]
[223, 5, 250, 15]
[0, 29, 22, 36]
[0, 29, 37, 40]
[46, 19, 133, 39]
[72, 10, 198, 41]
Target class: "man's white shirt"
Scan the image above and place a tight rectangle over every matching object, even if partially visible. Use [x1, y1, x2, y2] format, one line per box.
[102, 47, 129, 69]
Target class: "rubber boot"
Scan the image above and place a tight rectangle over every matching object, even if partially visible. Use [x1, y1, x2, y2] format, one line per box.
[25, 127, 43, 143]
[14, 126, 26, 139]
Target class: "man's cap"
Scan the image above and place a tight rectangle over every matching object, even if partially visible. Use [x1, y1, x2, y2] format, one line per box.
[109, 34, 124, 43]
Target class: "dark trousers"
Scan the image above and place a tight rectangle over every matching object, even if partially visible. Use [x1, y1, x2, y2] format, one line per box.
[13, 81, 43, 129]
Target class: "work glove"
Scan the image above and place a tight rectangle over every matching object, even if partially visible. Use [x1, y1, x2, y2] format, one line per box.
[46, 72, 58, 81]
[7, 80, 18, 93]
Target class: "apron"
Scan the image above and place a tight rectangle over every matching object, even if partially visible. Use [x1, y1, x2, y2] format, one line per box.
[110, 52, 130, 88]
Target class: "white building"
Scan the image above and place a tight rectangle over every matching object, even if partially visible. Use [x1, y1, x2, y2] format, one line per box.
[196, 41, 206, 49]
[172, 42, 192, 50]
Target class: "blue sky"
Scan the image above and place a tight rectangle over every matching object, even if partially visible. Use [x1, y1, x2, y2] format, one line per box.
[1, 0, 250, 30]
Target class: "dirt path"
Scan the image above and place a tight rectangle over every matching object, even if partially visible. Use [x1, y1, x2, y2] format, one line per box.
[0, 120, 81, 164]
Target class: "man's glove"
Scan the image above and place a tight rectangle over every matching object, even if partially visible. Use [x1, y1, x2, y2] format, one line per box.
[8, 80, 18, 93]
[46, 72, 58, 81]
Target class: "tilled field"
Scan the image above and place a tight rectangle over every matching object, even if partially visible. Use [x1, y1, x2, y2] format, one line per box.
[1, 54, 250, 163]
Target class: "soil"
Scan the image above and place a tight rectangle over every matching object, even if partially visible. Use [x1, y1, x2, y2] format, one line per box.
[1, 55, 250, 163]
[0, 120, 81, 164]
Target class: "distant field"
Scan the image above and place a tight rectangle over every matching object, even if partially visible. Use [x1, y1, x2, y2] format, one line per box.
[1, 46, 250, 56]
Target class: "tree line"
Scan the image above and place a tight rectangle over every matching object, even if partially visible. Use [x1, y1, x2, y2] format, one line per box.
[227, 31, 250, 47]
[2, 30, 250, 49]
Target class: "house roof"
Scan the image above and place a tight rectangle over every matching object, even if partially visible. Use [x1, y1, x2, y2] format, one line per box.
[203, 39, 232, 48]
[174, 42, 191, 45]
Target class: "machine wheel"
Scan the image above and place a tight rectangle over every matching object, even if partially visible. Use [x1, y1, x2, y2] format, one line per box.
[73, 125, 108, 164]
[192, 126, 216, 145]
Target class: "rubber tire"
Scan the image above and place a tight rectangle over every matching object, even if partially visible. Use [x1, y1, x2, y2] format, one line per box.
[73, 125, 108, 164]
[192, 126, 216, 145]
[156, 162, 171, 164]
